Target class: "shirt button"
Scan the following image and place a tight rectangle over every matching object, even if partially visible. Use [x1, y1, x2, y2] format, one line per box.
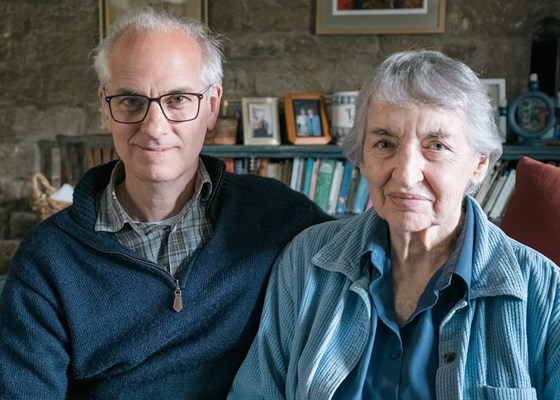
[391, 351, 401, 359]
[443, 352, 456, 363]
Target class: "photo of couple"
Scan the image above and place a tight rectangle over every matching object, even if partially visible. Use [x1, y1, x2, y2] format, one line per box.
[294, 100, 323, 137]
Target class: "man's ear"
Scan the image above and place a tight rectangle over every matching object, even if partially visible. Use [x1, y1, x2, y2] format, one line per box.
[207, 85, 223, 130]
[98, 86, 111, 126]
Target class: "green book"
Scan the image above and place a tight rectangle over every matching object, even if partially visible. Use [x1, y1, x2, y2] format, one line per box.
[313, 158, 337, 211]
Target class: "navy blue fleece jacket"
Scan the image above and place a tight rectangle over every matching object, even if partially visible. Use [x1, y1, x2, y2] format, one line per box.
[0, 155, 331, 399]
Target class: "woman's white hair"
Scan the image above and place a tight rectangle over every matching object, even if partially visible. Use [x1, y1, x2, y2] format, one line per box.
[341, 50, 503, 195]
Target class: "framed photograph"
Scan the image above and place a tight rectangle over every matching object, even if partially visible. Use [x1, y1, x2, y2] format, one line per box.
[99, 0, 208, 39]
[481, 78, 507, 143]
[285, 93, 331, 145]
[316, 0, 446, 35]
[242, 97, 281, 146]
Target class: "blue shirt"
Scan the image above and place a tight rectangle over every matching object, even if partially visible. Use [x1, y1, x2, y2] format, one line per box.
[334, 202, 474, 399]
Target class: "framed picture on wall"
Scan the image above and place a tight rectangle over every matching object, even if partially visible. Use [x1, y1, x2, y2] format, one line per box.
[316, 0, 446, 35]
[99, 0, 208, 39]
[480, 78, 506, 110]
[284, 93, 331, 145]
[241, 97, 281, 146]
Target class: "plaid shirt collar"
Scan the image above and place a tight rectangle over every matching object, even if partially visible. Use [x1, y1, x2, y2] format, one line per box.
[95, 159, 213, 233]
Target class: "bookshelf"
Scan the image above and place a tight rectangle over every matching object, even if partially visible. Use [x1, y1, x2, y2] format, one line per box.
[202, 144, 344, 159]
[499, 145, 560, 161]
[202, 144, 560, 161]
[56, 137, 560, 217]
[202, 144, 560, 218]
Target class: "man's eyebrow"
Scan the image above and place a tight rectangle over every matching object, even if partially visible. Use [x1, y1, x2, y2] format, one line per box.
[108, 87, 142, 96]
[165, 87, 196, 94]
[108, 87, 197, 96]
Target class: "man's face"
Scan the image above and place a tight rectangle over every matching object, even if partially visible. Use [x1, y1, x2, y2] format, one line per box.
[99, 29, 222, 185]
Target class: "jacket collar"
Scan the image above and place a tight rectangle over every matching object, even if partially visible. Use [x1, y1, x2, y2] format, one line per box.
[468, 197, 526, 301]
[311, 196, 526, 301]
[60, 155, 226, 236]
[311, 211, 379, 283]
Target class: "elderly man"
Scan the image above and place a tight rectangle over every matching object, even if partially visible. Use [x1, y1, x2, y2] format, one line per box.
[0, 7, 330, 399]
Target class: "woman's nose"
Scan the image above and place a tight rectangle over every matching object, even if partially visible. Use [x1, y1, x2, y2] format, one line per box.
[391, 147, 424, 187]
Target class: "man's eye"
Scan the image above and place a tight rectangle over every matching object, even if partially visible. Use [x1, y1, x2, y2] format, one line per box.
[168, 94, 193, 105]
[120, 96, 144, 108]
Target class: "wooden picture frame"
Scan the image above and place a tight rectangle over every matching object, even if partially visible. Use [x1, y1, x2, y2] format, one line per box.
[285, 93, 331, 145]
[242, 97, 281, 146]
[316, 0, 446, 35]
[99, 0, 208, 39]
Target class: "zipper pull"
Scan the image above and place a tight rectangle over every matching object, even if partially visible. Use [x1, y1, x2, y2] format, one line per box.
[173, 279, 183, 312]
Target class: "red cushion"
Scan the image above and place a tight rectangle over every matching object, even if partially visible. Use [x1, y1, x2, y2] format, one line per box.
[500, 156, 560, 265]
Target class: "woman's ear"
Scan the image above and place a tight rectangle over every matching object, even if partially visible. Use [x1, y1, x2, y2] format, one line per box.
[471, 154, 490, 184]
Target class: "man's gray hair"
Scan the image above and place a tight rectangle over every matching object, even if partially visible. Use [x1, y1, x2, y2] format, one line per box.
[91, 6, 223, 88]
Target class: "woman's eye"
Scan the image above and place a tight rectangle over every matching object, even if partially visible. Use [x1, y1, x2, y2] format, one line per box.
[430, 142, 447, 151]
[375, 140, 393, 149]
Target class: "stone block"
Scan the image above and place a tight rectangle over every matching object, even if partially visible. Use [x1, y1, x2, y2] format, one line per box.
[1, 106, 88, 141]
[0, 240, 19, 277]
[0, 207, 9, 240]
[0, 141, 40, 179]
[10, 211, 37, 240]
[0, 178, 31, 204]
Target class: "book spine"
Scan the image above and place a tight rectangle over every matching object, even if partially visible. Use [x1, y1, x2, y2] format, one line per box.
[335, 160, 355, 215]
[307, 159, 321, 200]
[352, 175, 369, 214]
[313, 159, 336, 211]
[289, 158, 301, 190]
[326, 160, 344, 214]
[302, 158, 316, 197]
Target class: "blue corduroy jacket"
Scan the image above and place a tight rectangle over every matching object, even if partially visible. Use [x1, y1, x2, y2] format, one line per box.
[229, 197, 560, 400]
[0, 155, 331, 399]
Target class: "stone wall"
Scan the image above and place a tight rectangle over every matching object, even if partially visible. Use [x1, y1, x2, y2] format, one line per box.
[0, 0, 559, 274]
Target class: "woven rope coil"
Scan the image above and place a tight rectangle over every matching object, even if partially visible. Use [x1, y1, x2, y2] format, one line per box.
[31, 172, 71, 221]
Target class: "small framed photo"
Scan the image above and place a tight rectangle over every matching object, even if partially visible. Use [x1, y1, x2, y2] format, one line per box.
[241, 97, 281, 146]
[285, 93, 331, 145]
[480, 78, 507, 143]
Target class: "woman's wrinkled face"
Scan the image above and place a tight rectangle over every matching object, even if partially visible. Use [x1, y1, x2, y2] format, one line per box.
[360, 101, 488, 235]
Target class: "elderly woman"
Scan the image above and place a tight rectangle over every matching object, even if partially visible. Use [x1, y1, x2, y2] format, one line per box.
[228, 50, 560, 399]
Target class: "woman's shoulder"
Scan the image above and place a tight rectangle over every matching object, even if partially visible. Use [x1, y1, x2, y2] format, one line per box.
[281, 211, 378, 273]
[484, 221, 560, 296]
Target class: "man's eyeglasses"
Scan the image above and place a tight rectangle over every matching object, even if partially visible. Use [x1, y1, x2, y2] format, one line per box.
[104, 86, 211, 124]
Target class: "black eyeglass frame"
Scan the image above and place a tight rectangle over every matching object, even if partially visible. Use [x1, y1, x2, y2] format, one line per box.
[104, 86, 211, 124]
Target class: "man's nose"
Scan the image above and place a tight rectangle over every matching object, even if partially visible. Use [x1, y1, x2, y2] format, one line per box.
[141, 101, 169, 136]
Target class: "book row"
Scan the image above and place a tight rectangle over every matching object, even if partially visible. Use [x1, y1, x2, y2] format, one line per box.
[222, 156, 560, 221]
[222, 157, 371, 215]
[475, 160, 560, 222]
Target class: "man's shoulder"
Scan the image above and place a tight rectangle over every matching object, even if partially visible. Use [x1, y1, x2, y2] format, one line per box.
[224, 173, 314, 203]
[215, 172, 333, 226]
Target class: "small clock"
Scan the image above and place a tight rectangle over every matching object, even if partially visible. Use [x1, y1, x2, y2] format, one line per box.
[507, 90, 556, 140]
